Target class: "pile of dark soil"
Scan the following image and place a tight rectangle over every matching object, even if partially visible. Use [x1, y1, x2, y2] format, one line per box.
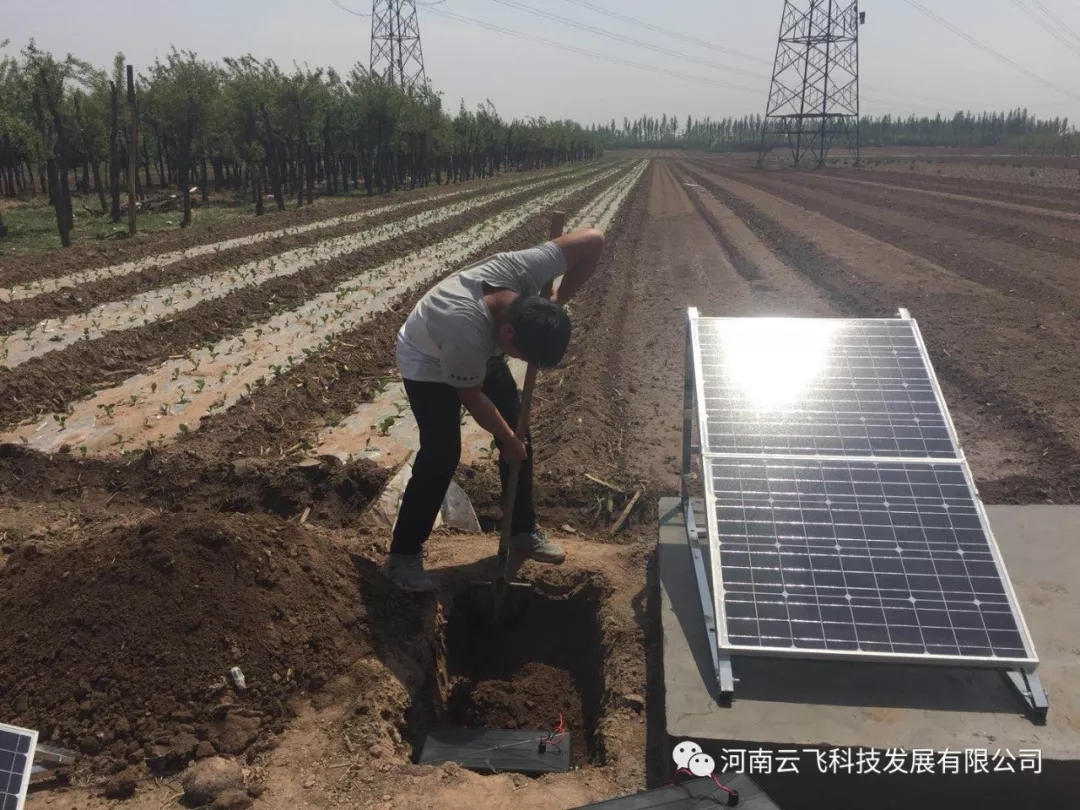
[448, 662, 583, 747]
[0, 511, 372, 774]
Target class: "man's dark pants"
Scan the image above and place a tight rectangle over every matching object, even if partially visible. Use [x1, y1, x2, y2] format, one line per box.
[390, 356, 534, 556]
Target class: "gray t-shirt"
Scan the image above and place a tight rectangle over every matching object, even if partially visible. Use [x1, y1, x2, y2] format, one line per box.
[396, 241, 567, 386]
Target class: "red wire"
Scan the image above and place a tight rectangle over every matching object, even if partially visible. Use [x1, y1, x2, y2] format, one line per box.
[541, 713, 567, 752]
[710, 774, 736, 797]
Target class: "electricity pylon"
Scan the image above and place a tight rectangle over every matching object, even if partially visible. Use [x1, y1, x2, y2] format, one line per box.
[758, 1, 864, 167]
[370, 0, 427, 89]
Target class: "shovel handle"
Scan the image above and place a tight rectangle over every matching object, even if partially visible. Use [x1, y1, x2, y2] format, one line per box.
[498, 210, 566, 564]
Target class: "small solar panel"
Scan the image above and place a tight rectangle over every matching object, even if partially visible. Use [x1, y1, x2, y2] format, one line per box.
[0, 723, 37, 810]
[694, 318, 957, 459]
[708, 456, 1033, 663]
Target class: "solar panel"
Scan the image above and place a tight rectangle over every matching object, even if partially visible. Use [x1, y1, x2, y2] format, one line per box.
[0, 723, 37, 810]
[709, 457, 1033, 663]
[683, 310, 1040, 678]
[693, 318, 957, 459]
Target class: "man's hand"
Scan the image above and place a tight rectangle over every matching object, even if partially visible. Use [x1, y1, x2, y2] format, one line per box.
[503, 434, 528, 464]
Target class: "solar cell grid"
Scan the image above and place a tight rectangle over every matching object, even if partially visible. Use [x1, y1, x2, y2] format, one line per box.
[710, 458, 1030, 661]
[695, 318, 957, 459]
[0, 725, 34, 810]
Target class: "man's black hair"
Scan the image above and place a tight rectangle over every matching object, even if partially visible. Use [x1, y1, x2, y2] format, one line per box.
[508, 295, 571, 367]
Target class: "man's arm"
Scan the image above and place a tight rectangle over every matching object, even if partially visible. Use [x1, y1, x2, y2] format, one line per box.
[550, 228, 604, 304]
[456, 386, 528, 462]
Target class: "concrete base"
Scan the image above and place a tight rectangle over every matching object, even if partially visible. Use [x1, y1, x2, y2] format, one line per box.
[659, 497, 1080, 808]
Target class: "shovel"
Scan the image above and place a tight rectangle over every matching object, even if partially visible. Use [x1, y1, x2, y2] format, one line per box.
[465, 210, 567, 626]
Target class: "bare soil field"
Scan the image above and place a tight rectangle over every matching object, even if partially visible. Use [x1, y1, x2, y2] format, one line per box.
[3, 154, 1077, 810]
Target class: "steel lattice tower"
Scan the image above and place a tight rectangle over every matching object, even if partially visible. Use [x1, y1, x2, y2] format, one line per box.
[370, 0, 427, 89]
[758, 1, 864, 167]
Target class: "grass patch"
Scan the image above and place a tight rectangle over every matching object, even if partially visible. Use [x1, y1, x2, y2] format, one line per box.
[0, 195, 254, 259]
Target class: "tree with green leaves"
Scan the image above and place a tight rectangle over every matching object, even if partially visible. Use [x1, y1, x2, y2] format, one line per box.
[144, 48, 219, 227]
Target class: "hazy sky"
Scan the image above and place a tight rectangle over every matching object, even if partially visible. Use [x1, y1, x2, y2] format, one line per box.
[7, 0, 1079, 125]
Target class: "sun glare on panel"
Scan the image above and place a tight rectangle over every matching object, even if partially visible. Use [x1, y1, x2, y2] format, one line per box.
[722, 320, 841, 409]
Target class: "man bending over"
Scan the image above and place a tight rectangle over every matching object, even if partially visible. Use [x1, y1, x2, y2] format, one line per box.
[386, 227, 606, 592]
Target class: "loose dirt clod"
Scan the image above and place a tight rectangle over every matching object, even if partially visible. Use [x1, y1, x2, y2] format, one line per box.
[103, 766, 139, 799]
[181, 757, 243, 805]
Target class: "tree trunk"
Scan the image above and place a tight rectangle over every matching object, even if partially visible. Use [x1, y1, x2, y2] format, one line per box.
[142, 141, 152, 190]
[179, 132, 192, 228]
[50, 110, 75, 236]
[256, 163, 265, 215]
[47, 155, 70, 246]
[109, 85, 122, 220]
[91, 160, 106, 214]
[306, 144, 314, 205]
[296, 129, 305, 208]
[260, 105, 286, 211]
[200, 154, 209, 203]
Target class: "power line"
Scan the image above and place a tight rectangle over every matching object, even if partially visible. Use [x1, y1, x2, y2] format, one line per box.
[328, 0, 369, 17]
[491, 0, 999, 113]
[1008, 0, 1080, 58]
[1028, 0, 1080, 49]
[900, 0, 1080, 102]
[487, 0, 767, 81]
[559, 0, 772, 66]
[423, 5, 766, 95]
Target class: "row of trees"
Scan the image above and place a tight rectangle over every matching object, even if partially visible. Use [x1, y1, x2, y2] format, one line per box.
[0, 40, 605, 246]
[600, 109, 1077, 155]
[598, 114, 777, 152]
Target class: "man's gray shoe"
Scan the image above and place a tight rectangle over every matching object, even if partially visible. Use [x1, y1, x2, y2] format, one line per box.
[511, 529, 565, 565]
[384, 553, 435, 592]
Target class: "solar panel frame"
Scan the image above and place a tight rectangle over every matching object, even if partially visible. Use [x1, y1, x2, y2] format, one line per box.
[686, 309, 1040, 671]
[0, 723, 38, 810]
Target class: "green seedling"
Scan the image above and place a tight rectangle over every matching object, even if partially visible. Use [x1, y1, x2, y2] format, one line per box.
[178, 423, 190, 435]
[172, 367, 181, 381]
[98, 403, 116, 418]
[194, 379, 206, 393]
[79, 445, 87, 457]
[53, 413, 67, 431]
[378, 415, 397, 436]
